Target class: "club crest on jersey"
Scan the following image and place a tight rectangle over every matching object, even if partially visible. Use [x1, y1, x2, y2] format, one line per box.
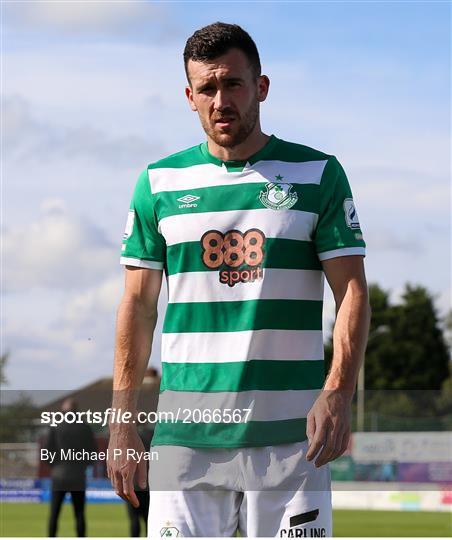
[259, 175, 298, 210]
[160, 525, 181, 537]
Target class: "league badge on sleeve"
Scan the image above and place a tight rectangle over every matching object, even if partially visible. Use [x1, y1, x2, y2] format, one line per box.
[123, 209, 135, 240]
[343, 198, 361, 229]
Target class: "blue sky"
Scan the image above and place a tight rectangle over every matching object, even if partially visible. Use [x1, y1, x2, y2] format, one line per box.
[2, 1, 450, 389]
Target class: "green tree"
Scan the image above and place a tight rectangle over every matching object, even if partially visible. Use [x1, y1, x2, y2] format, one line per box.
[363, 284, 394, 390]
[325, 283, 450, 391]
[0, 353, 39, 442]
[390, 284, 449, 390]
[324, 283, 393, 387]
[444, 309, 452, 356]
[435, 375, 452, 423]
[0, 352, 8, 385]
[0, 392, 38, 442]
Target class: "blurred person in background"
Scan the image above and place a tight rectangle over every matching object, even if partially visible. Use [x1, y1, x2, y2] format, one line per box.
[45, 398, 96, 537]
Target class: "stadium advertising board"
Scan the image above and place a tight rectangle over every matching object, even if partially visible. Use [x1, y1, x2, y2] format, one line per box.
[352, 432, 452, 464]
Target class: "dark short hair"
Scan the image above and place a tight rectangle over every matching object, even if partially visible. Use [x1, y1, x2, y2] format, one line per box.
[183, 22, 261, 81]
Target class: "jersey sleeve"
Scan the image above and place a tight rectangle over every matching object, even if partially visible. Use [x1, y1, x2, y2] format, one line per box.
[120, 168, 166, 269]
[314, 156, 366, 261]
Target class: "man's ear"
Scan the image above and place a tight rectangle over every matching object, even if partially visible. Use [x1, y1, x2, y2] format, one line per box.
[185, 85, 198, 112]
[257, 75, 270, 103]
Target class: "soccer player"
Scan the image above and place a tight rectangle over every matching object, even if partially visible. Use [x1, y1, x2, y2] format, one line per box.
[108, 22, 371, 537]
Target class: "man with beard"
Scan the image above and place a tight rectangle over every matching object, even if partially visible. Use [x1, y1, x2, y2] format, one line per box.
[108, 22, 370, 537]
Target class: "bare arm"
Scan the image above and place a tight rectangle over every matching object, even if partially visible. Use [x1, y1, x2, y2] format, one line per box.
[323, 255, 370, 396]
[306, 255, 371, 467]
[112, 266, 162, 397]
[107, 266, 162, 506]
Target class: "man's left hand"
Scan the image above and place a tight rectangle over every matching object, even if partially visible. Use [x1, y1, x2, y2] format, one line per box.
[305, 390, 352, 467]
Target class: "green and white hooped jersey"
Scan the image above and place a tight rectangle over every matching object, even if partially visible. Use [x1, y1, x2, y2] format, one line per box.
[120, 135, 366, 448]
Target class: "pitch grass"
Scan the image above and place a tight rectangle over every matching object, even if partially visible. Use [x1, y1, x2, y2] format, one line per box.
[0, 503, 451, 537]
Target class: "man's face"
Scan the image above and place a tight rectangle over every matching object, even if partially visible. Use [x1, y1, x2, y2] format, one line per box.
[185, 48, 269, 148]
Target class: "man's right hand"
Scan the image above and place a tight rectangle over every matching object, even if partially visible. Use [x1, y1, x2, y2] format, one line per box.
[107, 426, 147, 508]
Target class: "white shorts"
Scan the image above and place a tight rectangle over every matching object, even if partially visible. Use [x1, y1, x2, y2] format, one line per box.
[148, 440, 332, 537]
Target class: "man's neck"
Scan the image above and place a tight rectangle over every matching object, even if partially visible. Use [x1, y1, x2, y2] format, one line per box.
[207, 129, 270, 162]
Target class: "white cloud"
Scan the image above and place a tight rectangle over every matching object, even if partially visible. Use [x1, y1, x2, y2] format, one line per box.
[438, 288, 451, 318]
[60, 270, 167, 359]
[3, 95, 40, 151]
[3, 315, 113, 390]
[4, 95, 161, 167]
[363, 229, 422, 254]
[20, 2, 153, 28]
[3, 198, 118, 292]
[3, 36, 192, 142]
[3, 272, 167, 390]
[264, 57, 449, 183]
[4, 1, 173, 37]
[63, 274, 123, 326]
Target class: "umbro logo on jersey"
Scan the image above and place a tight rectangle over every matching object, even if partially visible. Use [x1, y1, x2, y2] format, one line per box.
[177, 194, 200, 209]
